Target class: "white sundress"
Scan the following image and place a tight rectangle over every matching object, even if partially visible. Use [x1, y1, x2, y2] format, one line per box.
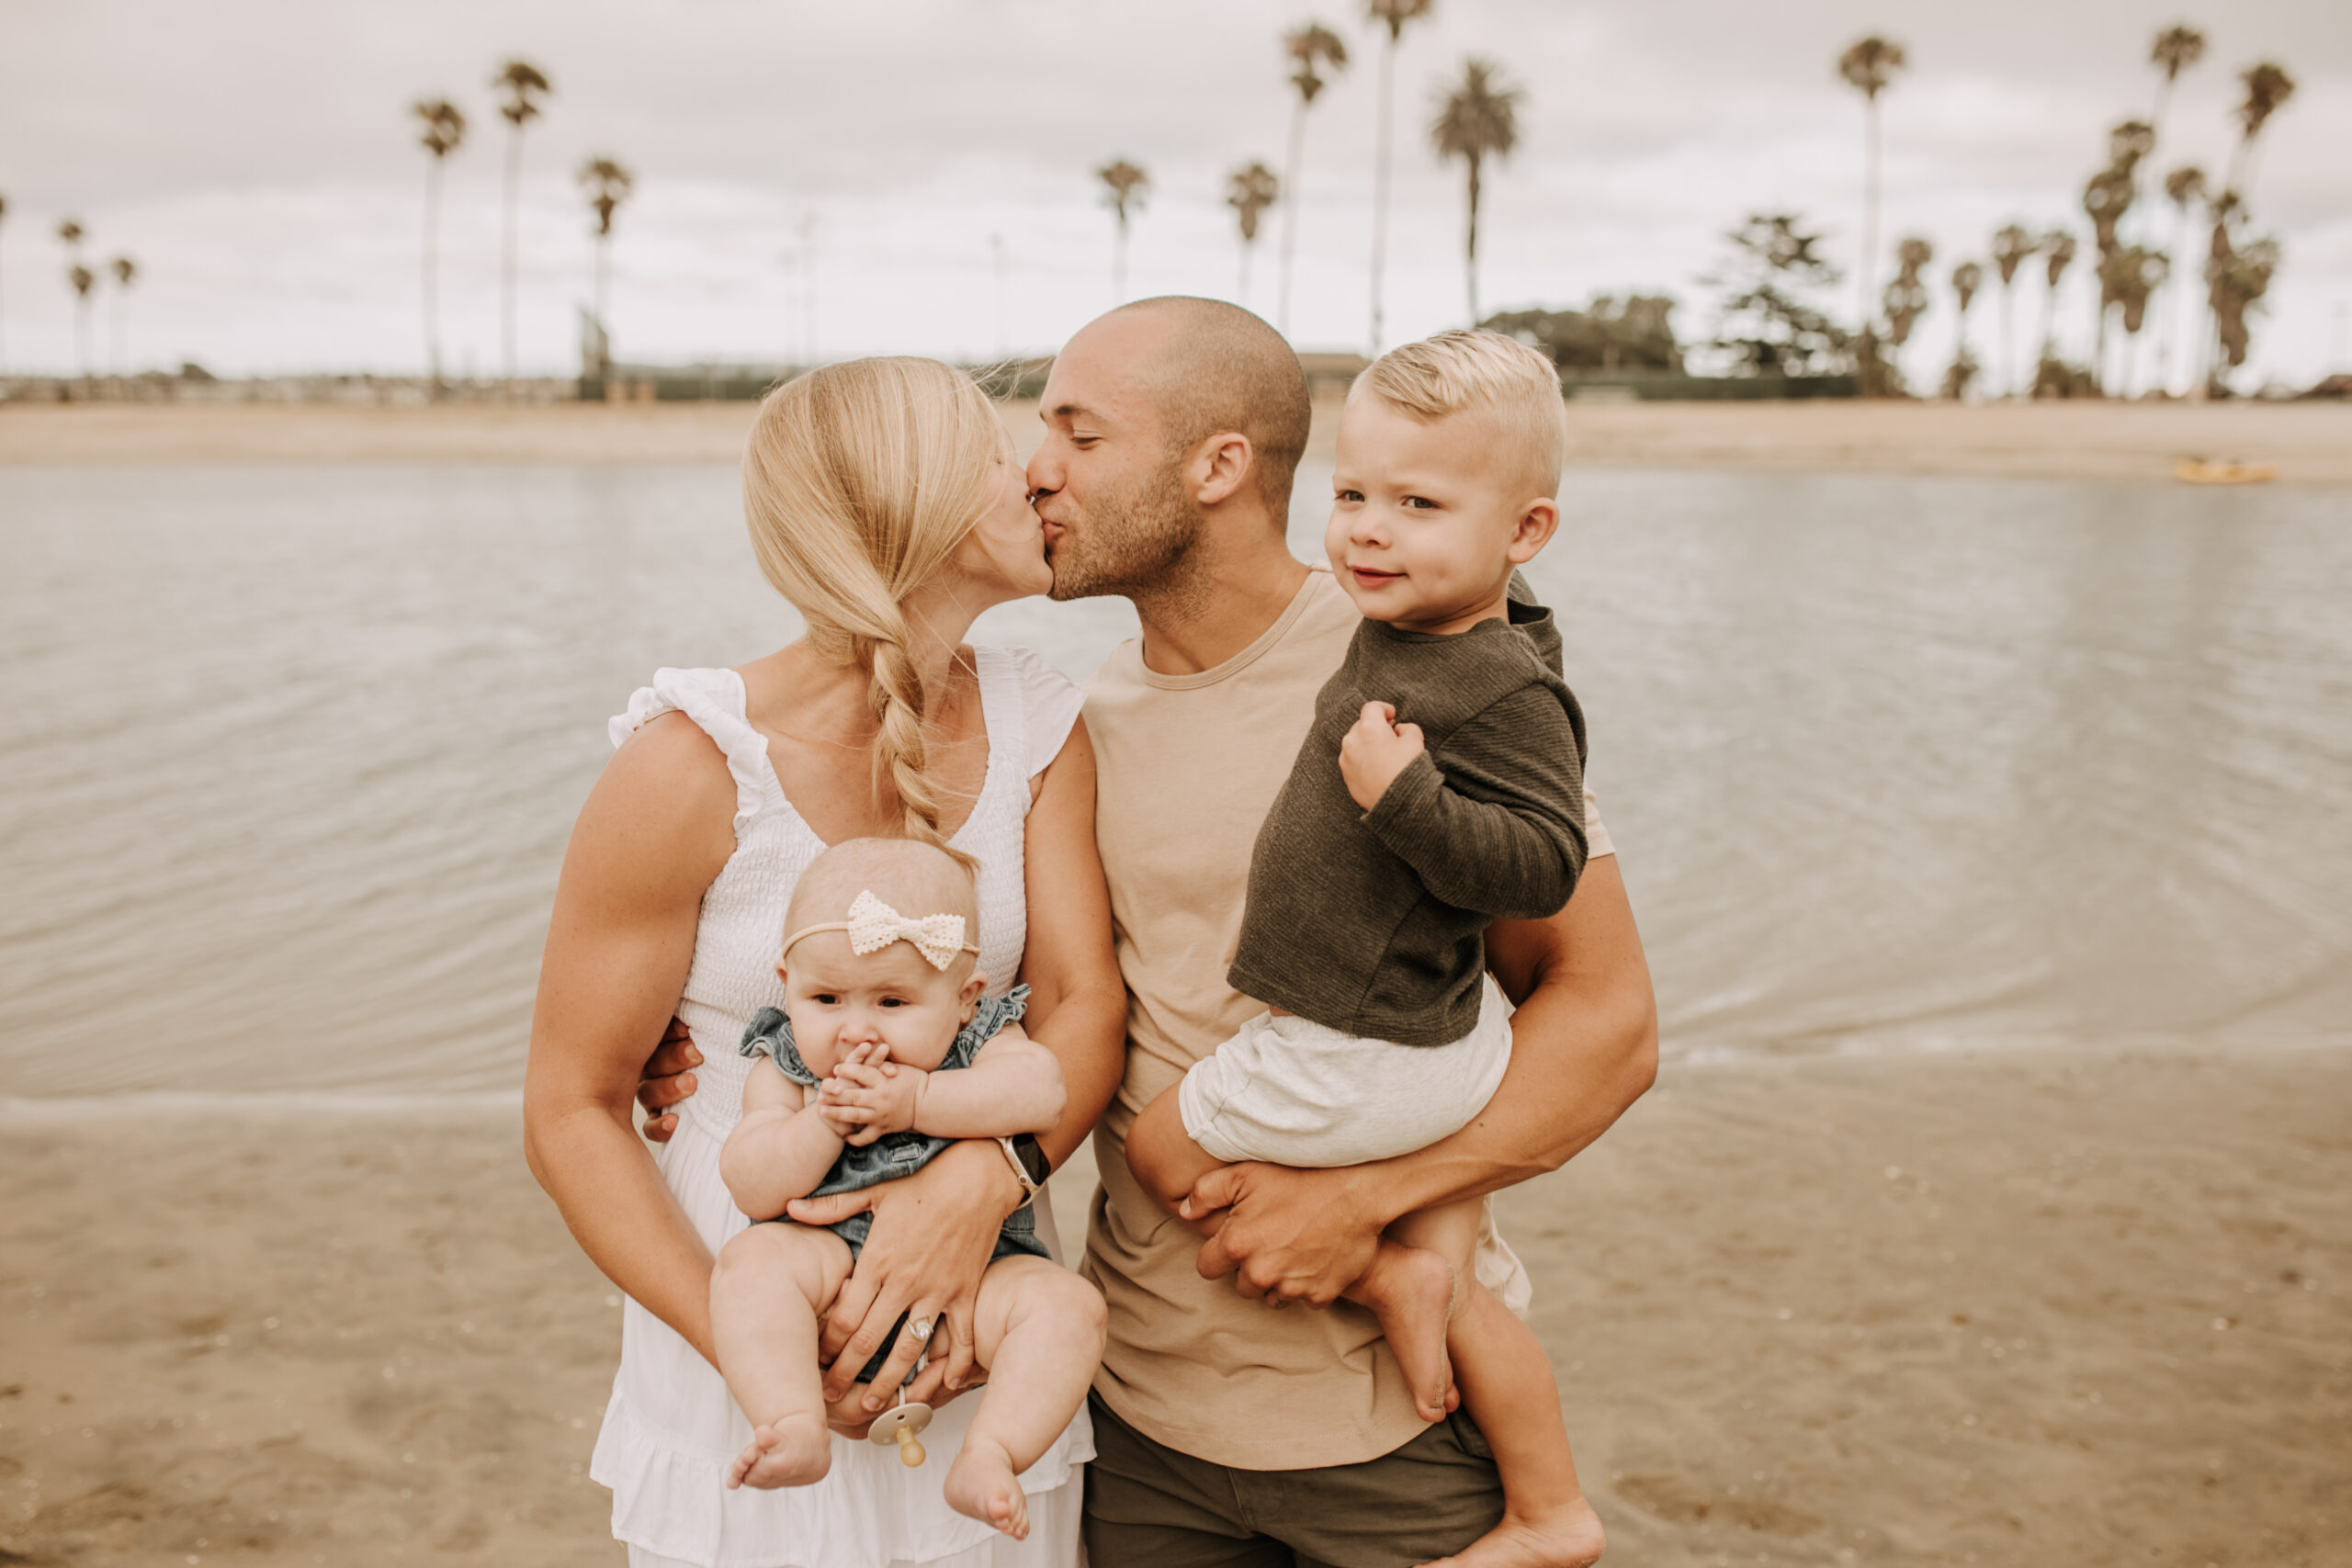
[593, 646, 1095, 1568]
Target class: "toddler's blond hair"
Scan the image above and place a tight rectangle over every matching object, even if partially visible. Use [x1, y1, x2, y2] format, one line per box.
[1357, 329, 1566, 495]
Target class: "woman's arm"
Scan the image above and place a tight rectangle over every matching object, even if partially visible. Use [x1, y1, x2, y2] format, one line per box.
[522, 716, 740, 1364]
[1187, 852, 1657, 1304]
[787, 716, 1127, 1404]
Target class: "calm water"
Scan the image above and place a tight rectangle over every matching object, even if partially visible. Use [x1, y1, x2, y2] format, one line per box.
[3, 460, 2348, 1104]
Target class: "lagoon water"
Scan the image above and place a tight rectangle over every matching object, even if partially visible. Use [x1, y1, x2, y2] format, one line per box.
[3, 459, 2348, 1104]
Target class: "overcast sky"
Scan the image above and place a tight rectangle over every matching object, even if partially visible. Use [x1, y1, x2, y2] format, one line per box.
[4, 0, 2346, 389]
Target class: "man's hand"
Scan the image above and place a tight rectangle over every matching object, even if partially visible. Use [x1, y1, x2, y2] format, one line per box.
[820, 1055, 926, 1146]
[636, 1019, 703, 1144]
[1185, 1162, 1386, 1306]
[1338, 701, 1426, 812]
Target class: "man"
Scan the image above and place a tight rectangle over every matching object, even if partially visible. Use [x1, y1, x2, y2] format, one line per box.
[1029, 297, 1655, 1568]
[636, 299, 1654, 1564]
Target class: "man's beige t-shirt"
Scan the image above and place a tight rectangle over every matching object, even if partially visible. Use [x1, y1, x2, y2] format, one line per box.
[1080, 566, 1613, 1470]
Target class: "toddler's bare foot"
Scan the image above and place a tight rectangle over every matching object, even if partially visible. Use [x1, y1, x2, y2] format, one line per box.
[726, 1414, 831, 1490]
[1352, 1241, 1458, 1422]
[943, 1435, 1031, 1540]
[1418, 1495, 1606, 1568]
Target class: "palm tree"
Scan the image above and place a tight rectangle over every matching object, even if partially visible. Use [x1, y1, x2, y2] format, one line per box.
[58, 219, 92, 382]
[1226, 161, 1281, 306]
[1429, 59, 1524, 327]
[2038, 229, 2076, 367]
[1364, 0, 1436, 354]
[107, 255, 136, 376]
[2083, 119, 2154, 392]
[492, 60, 552, 391]
[1838, 36, 1907, 394]
[2147, 26, 2207, 147]
[2101, 245, 2169, 394]
[2199, 63, 2295, 395]
[1277, 22, 1349, 337]
[579, 155, 633, 378]
[1096, 159, 1149, 303]
[2221, 62, 2296, 199]
[1947, 259, 1982, 399]
[1989, 223, 2033, 398]
[412, 97, 466, 396]
[1883, 236, 1933, 391]
[2155, 165, 2205, 395]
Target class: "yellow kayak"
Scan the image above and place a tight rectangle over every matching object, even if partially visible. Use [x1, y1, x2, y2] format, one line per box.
[2174, 457, 2279, 485]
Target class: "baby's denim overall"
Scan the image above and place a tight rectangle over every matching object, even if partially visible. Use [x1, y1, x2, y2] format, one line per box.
[738, 986, 1046, 1383]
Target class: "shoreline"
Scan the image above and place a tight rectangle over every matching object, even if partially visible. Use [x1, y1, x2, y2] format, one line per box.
[3, 399, 2348, 485]
[2, 1041, 2345, 1566]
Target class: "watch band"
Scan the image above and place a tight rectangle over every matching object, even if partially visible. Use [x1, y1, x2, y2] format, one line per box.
[997, 1135, 1042, 1209]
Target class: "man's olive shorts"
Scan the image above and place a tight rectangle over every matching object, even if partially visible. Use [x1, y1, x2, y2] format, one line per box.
[1081, 1392, 1505, 1567]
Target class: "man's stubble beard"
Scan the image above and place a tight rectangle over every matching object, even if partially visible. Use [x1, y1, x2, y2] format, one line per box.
[1046, 457, 1209, 621]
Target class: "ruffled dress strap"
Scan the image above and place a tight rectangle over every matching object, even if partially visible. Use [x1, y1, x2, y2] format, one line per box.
[608, 667, 785, 836]
[998, 646, 1088, 778]
[739, 1008, 820, 1085]
[944, 983, 1031, 1070]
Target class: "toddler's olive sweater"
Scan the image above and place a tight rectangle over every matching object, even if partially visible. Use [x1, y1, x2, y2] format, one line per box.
[1227, 587, 1589, 1047]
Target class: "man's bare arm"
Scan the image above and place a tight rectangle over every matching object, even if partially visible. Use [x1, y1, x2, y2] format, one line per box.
[1188, 853, 1657, 1304]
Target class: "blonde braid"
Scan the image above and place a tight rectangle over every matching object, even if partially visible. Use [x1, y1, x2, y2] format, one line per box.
[740, 356, 1002, 865]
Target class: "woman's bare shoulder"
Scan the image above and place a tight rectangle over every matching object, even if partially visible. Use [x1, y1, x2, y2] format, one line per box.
[585, 712, 739, 876]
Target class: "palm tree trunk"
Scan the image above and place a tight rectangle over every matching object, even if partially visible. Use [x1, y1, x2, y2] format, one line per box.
[1860, 96, 1881, 395]
[76, 299, 91, 384]
[2000, 282, 2016, 400]
[2093, 299, 2109, 397]
[2037, 279, 2055, 395]
[1279, 96, 1308, 336]
[594, 234, 611, 375]
[1370, 35, 1398, 355]
[1114, 214, 1128, 304]
[423, 157, 445, 396]
[502, 125, 523, 393]
[1464, 154, 1483, 327]
[110, 289, 125, 378]
[2156, 207, 2189, 395]
[1238, 240, 1252, 307]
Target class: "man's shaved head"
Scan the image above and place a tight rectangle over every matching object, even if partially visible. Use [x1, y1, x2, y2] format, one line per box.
[1102, 296, 1311, 513]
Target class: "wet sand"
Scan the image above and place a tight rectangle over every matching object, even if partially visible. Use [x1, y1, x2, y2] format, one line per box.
[4, 398, 2349, 485]
[2, 1043, 2346, 1566]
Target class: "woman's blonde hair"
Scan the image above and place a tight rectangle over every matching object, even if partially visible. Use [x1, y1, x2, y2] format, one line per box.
[742, 356, 1004, 856]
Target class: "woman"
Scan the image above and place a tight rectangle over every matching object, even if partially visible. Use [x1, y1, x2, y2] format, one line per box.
[524, 357, 1125, 1568]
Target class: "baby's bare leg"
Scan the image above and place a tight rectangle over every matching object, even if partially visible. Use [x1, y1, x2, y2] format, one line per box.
[1393, 1206, 1605, 1568]
[709, 1222, 853, 1490]
[1357, 1196, 1485, 1423]
[942, 1255, 1108, 1541]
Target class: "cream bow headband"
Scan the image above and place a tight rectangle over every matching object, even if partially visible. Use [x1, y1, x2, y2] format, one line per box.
[780, 889, 979, 973]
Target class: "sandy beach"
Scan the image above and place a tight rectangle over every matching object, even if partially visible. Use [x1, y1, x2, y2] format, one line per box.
[3, 1044, 2345, 1567]
[4, 398, 2348, 486]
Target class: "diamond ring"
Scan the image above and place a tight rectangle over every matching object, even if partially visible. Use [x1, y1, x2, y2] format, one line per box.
[905, 1315, 936, 1345]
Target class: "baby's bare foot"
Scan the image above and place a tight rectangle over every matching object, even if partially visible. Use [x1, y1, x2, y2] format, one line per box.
[1354, 1242, 1458, 1422]
[943, 1435, 1030, 1540]
[1417, 1496, 1606, 1568]
[726, 1414, 831, 1490]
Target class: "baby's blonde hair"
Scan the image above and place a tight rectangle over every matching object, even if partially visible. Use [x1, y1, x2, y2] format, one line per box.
[742, 358, 1003, 860]
[1357, 329, 1566, 494]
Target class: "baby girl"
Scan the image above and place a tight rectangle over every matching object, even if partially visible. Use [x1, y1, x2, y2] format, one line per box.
[709, 837, 1104, 1541]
